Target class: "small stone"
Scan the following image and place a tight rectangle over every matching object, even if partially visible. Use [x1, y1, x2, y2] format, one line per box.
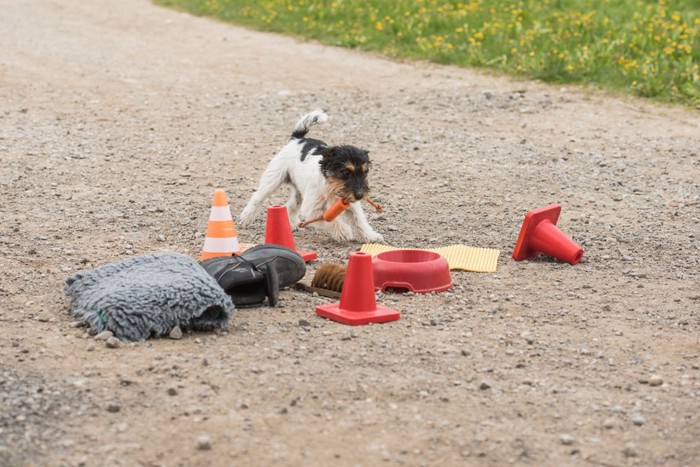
[560, 434, 575, 446]
[479, 381, 491, 390]
[631, 414, 645, 426]
[167, 387, 178, 396]
[648, 375, 663, 386]
[106, 403, 121, 413]
[461, 349, 471, 356]
[623, 443, 638, 457]
[298, 319, 311, 327]
[611, 405, 625, 414]
[197, 435, 212, 451]
[169, 326, 183, 340]
[116, 422, 128, 433]
[105, 337, 121, 348]
[603, 418, 615, 429]
[95, 330, 113, 341]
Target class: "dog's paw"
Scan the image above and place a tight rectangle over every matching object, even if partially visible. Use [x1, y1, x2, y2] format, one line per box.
[360, 231, 384, 243]
[238, 211, 254, 226]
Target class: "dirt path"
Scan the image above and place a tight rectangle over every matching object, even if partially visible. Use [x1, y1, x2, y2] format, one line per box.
[1, 1, 699, 466]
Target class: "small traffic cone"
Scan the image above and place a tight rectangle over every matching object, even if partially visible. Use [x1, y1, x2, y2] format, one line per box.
[512, 204, 584, 265]
[316, 252, 400, 326]
[200, 189, 241, 261]
[264, 205, 317, 262]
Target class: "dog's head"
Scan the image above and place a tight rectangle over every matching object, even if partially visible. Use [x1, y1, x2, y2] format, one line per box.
[318, 145, 372, 202]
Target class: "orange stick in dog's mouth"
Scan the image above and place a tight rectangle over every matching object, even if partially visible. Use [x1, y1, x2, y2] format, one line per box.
[366, 197, 383, 213]
[298, 198, 351, 228]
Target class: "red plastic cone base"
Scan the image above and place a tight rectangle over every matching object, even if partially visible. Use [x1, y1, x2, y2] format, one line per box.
[316, 252, 400, 326]
[512, 204, 584, 265]
[296, 250, 318, 262]
[316, 303, 400, 326]
[264, 205, 317, 262]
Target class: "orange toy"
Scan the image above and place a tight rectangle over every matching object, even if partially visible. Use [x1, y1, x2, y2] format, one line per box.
[298, 198, 350, 228]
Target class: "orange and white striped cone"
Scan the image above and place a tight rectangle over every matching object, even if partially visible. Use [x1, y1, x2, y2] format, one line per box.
[200, 189, 241, 261]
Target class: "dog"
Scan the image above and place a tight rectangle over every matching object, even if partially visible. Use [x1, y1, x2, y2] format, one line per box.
[239, 109, 384, 242]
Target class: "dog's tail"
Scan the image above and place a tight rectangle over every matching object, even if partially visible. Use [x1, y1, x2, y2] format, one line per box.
[291, 109, 328, 139]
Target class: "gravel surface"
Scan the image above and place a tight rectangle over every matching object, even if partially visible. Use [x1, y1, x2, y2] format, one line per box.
[1, 1, 699, 466]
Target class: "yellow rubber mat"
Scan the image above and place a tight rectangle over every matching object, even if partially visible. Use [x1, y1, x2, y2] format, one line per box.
[360, 243, 500, 273]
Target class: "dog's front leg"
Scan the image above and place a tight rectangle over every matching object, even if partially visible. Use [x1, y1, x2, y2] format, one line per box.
[346, 203, 384, 243]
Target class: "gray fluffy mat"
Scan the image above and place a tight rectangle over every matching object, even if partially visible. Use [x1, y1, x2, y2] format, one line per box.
[64, 252, 234, 342]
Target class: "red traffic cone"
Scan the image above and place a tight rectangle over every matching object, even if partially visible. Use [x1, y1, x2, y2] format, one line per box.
[264, 205, 317, 262]
[316, 252, 400, 326]
[512, 204, 584, 265]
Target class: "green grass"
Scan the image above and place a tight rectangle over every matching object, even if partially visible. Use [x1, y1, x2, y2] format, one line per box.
[156, 0, 699, 106]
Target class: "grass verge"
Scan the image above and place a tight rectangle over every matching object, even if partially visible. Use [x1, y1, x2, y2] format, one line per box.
[156, 0, 700, 106]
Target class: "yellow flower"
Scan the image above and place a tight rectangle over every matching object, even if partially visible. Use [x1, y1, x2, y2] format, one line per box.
[375, 21, 383, 31]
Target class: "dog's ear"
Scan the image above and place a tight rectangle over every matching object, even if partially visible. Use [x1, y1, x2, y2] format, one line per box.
[319, 147, 335, 159]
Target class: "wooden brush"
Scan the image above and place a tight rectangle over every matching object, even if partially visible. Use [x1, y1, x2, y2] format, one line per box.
[294, 263, 347, 298]
[311, 263, 346, 291]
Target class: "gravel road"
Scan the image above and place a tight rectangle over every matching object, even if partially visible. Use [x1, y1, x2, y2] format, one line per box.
[1, 1, 699, 466]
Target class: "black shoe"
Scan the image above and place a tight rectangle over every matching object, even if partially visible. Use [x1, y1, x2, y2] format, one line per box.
[200, 255, 278, 308]
[239, 244, 306, 288]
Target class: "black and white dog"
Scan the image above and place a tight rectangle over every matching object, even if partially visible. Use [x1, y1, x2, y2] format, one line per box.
[239, 109, 384, 242]
[240, 109, 383, 242]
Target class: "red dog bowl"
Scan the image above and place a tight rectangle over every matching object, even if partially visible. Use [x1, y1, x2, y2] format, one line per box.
[372, 250, 452, 294]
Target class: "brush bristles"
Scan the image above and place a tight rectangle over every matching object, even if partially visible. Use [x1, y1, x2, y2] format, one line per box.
[311, 263, 347, 292]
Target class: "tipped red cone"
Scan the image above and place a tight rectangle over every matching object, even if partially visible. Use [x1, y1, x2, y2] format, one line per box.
[316, 252, 400, 326]
[264, 205, 317, 262]
[512, 204, 584, 265]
